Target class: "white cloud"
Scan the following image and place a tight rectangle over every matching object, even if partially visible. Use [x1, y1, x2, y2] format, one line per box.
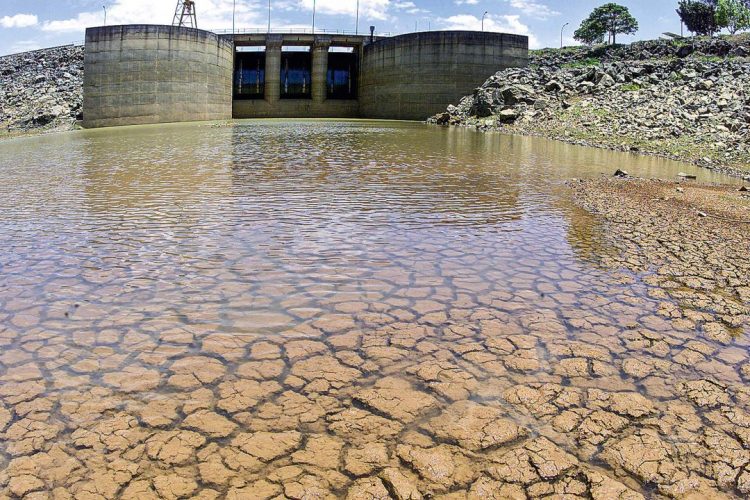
[42, 0, 264, 33]
[297, 0, 392, 21]
[439, 13, 539, 48]
[506, 0, 559, 20]
[454, 0, 479, 5]
[392, 1, 427, 14]
[0, 14, 39, 28]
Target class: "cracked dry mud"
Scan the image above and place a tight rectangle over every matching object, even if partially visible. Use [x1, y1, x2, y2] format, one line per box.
[1, 123, 749, 499]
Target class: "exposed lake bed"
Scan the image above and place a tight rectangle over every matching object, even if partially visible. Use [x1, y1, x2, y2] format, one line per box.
[0, 120, 747, 499]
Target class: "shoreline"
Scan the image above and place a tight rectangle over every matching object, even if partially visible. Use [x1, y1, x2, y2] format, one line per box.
[435, 121, 750, 182]
[569, 176, 749, 337]
[0, 123, 79, 142]
[431, 35, 750, 182]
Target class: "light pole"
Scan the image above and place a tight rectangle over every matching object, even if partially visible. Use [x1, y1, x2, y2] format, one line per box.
[267, 0, 271, 33]
[312, 0, 316, 34]
[232, 0, 236, 34]
[561, 22, 569, 48]
[481, 11, 488, 31]
[355, 0, 359, 35]
[103, 5, 107, 26]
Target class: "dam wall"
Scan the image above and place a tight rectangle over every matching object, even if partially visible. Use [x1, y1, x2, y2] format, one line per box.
[82, 27, 528, 126]
[360, 31, 528, 120]
[83, 25, 233, 128]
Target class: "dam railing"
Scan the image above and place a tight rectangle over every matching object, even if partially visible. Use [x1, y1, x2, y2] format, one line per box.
[211, 28, 394, 37]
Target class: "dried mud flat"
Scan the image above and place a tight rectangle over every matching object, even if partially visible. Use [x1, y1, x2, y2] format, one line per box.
[1, 174, 750, 499]
[568, 177, 750, 498]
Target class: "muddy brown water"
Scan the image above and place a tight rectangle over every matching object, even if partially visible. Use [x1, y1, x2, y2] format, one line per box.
[0, 120, 746, 499]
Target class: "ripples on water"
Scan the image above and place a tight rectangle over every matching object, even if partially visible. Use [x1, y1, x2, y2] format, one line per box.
[0, 121, 745, 498]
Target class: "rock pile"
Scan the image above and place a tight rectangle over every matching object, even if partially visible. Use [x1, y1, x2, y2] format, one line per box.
[0, 45, 83, 135]
[431, 35, 750, 178]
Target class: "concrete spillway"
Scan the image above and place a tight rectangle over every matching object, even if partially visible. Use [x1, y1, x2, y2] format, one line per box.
[83, 25, 528, 128]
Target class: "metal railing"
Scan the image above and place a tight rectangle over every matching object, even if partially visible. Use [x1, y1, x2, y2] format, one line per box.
[211, 27, 394, 37]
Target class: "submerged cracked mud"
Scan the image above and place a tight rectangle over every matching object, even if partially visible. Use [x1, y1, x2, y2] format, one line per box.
[0, 118, 748, 497]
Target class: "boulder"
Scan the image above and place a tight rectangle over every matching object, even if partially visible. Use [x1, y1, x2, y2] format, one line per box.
[697, 79, 714, 91]
[497, 108, 519, 123]
[598, 74, 616, 87]
[544, 80, 563, 92]
[469, 90, 494, 118]
[676, 45, 694, 58]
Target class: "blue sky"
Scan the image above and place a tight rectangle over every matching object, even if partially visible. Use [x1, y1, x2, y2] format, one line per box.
[1, 1, 688, 55]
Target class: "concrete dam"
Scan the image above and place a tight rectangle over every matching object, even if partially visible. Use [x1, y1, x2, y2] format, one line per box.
[82, 25, 528, 128]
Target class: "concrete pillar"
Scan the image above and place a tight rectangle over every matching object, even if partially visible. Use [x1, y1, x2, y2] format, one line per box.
[311, 37, 331, 104]
[265, 35, 283, 104]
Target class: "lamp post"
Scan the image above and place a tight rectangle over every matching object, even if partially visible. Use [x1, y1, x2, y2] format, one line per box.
[312, 0, 316, 34]
[355, 0, 359, 35]
[103, 5, 107, 26]
[481, 11, 488, 31]
[561, 22, 569, 48]
[267, 0, 271, 32]
[232, 0, 236, 34]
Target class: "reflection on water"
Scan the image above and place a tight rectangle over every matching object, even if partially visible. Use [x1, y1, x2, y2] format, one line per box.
[0, 121, 745, 498]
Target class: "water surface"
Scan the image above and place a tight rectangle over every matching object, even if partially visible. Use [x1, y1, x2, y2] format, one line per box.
[0, 121, 745, 498]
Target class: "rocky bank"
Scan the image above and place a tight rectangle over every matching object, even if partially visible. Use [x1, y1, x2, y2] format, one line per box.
[431, 35, 750, 179]
[0, 45, 83, 137]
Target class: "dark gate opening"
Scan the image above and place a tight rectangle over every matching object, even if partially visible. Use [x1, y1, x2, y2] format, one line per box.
[234, 51, 265, 100]
[327, 51, 358, 100]
[281, 50, 312, 99]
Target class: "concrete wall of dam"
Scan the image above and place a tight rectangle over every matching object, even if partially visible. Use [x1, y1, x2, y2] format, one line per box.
[83, 25, 233, 128]
[82, 26, 528, 127]
[360, 31, 529, 120]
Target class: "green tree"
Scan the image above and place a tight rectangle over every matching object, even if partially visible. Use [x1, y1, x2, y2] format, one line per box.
[573, 18, 607, 45]
[715, 0, 750, 33]
[574, 3, 639, 46]
[677, 0, 720, 36]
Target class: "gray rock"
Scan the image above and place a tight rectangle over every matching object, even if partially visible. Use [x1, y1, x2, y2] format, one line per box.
[545, 80, 563, 92]
[429, 34, 750, 180]
[697, 79, 714, 91]
[598, 74, 616, 87]
[680, 68, 697, 80]
[497, 109, 519, 123]
[1, 45, 84, 133]
[676, 45, 694, 58]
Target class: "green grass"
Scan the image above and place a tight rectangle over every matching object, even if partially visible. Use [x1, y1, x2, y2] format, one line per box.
[696, 55, 726, 62]
[562, 57, 601, 68]
[620, 83, 642, 92]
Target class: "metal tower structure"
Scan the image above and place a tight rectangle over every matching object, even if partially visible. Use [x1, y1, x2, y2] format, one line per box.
[173, 0, 197, 28]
